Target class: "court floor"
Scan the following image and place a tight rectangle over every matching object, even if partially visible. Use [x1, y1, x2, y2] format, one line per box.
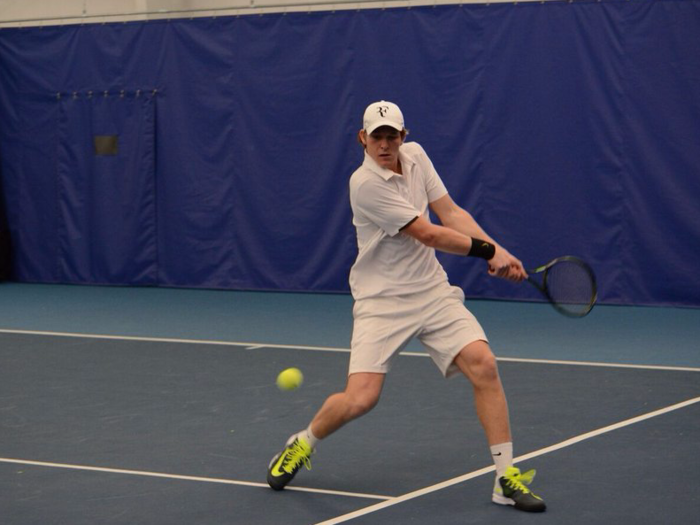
[1, 283, 699, 524]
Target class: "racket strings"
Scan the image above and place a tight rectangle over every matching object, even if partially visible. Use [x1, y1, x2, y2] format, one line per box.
[545, 261, 596, 316]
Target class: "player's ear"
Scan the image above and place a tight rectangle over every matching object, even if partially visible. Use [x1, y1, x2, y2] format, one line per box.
[358, 130, 367, 147]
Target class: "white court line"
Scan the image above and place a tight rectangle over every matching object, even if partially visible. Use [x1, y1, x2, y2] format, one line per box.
[314, 395, 700, 524]
[1, 328, 699, 372]
[0, 328, 347, 353]
[403, 351, 700, 372]
[0, 458, 391, 501]
[495, 356, 700, 373]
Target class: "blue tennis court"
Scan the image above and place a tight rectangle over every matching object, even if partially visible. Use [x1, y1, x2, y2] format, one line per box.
[1, 283, 698, 524]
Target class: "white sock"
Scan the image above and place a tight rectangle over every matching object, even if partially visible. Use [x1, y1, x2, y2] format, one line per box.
[293, 424, 320, 448]
[490, 442, 513, 478]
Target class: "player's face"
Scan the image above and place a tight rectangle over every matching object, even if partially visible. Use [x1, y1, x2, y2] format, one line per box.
[363, 126, 404, 172]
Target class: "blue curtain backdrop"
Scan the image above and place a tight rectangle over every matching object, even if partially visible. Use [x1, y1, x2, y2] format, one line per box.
[0, 0, 698, 306]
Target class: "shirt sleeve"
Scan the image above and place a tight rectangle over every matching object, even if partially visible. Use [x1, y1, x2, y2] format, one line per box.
[352, 176, 421, 237]
[410, 142, 448, 203]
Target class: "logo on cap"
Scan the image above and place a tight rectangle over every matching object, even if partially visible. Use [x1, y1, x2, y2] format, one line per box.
[377, 106, 389, 117]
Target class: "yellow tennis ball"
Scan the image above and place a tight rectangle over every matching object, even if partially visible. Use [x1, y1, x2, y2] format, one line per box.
[276, 367, 304, 391]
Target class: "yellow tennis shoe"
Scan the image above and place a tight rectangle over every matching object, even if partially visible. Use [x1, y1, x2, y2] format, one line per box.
[492, 466, 546, 512]
[267, 436, 313, 491]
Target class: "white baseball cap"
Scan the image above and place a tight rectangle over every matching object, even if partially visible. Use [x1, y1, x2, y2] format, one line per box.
[363, 101, 405, 135]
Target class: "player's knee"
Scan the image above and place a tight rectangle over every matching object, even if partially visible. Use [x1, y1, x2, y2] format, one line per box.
[343, 373, 383, 419]
[347, 392, 380, 419]
[475, 352, 499, 384]
[458, 344, 499, 385]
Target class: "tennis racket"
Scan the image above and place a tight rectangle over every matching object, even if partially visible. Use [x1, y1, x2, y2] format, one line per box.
[526, 256, 597, 318]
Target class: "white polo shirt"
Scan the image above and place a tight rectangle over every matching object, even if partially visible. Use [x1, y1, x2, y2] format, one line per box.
[348, 142, 450, 300]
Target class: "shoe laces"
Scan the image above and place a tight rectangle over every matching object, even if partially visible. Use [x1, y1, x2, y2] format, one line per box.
[282, 439, 313, 474]
[502, 467, 536, 494]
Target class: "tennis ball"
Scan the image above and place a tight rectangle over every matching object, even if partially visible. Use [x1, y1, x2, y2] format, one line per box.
[276, 367, 304, 391]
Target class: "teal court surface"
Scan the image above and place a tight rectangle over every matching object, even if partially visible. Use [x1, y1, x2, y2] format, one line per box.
[1, 283, 699, 524]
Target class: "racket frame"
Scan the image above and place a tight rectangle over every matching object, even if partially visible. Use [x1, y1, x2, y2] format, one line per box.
[526, 256, 598, 318]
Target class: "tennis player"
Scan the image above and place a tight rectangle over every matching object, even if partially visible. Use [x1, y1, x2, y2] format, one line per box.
[267, 101, 546, 513]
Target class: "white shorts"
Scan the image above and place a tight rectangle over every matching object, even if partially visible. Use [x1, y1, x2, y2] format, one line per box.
[349, 282, 488, 378]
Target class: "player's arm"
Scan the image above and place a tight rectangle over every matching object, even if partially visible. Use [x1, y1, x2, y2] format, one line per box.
[429, 193, 494, 242]
[413, 194, 526, 281]
[400, 215, 476, 256]
[400, 215, 523, 282]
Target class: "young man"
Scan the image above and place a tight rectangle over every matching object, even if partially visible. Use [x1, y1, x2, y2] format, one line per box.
[267, 101, 546, 513]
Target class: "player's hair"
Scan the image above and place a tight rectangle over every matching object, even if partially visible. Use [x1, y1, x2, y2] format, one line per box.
[357, 128, 409, 148]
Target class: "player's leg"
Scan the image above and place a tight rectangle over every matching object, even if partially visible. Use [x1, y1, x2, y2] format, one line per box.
[452, 341, 511, 445]
[453, 341, 546, 512]
[309, 372, 385, 438]
[268, 293, 410, 491]
[267, 372, 384, 490]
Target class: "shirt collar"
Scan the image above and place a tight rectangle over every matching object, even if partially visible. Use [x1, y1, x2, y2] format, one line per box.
[362, 143, 416, 181]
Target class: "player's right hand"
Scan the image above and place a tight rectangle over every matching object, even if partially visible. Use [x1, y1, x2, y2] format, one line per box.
[488, 248, 527, 282]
